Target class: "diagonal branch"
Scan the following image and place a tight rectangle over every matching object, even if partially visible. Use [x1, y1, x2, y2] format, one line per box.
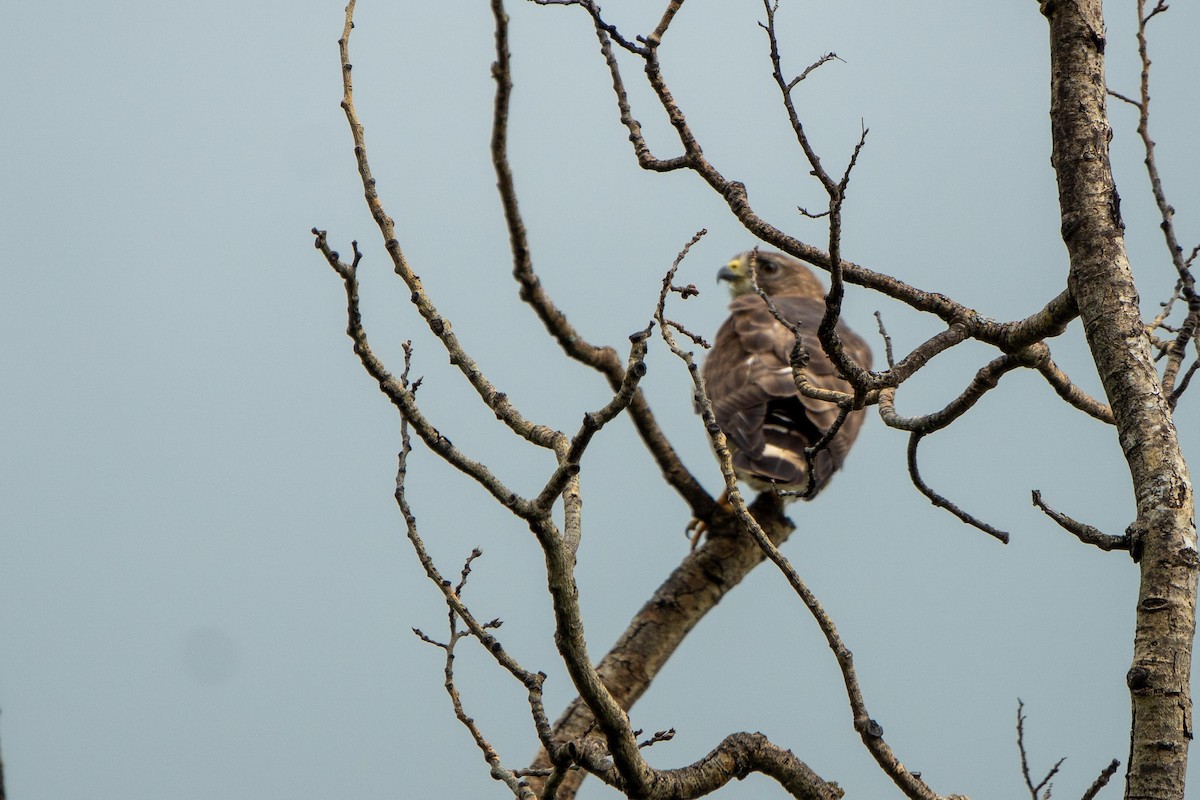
[395, 393, 550, 798]
[1031, 490, 1129, 552]
[554, 0, 1082, 367]
[1030, 353, 1115, 423]
[657, 246, 958, 800]
[524, 236, 850, 800]
[1079, 759, 1121, 800]
[524, 490, 805, 799]
[760, 0, 840, 196]
[1121, 0, 1198, 399]
[313, 233, 538, 519]
[742, 251, 865, 500]
[492, 0, 714, 516]
[335, 0, 559, 453]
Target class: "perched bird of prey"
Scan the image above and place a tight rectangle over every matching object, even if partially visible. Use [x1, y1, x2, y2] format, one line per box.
[702, 251, 872, 500]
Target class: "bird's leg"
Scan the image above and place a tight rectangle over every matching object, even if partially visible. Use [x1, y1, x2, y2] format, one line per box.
[686, 489, 733, 549]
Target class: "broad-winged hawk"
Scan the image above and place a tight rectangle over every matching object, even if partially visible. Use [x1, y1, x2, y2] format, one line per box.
[702, 251, 872, 498]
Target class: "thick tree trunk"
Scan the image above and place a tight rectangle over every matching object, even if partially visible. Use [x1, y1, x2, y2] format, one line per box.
[1040, 2, 1196, 797]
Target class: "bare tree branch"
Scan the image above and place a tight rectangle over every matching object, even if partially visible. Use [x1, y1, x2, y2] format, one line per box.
[395, 374, 546, 798]
[414, 557, 538, 800]
[1030, 353, 1115, 424]
[491, 0, 713, 515]
[333, 2, 560, 453]
[316, 0, 1198, 796]
[1040, 1, 1196, 794]
[1171, 358, 1199, 405]
[563, 0, 1081, 362]
[760, 0, 842, 198]
[874, 311, 896, 368]
[1079, 759, 1121, 800]
[878, 355, 1022, 434]
[1017, 700, 1066, 800]
[1118, 0, 1198, 400]
[313, 231, 539, 518]
[1031, 490, 1129, 552]
[525, 489, 804, 798]
[658, 251, 958, 800]
[907, 432, 1010, 543]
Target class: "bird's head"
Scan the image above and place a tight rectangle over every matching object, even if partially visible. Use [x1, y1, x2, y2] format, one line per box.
[718, 251, 826, 298]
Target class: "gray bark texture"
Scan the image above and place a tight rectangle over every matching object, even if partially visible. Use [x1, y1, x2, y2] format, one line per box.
[1040, 2, 1197, 798]
[526, 495, 797, 799]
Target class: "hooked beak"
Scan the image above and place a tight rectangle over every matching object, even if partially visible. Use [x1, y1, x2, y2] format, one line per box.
[716, 260, 744, 284]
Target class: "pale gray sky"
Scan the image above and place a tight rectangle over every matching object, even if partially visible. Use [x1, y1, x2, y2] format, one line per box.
[2, 1, 1197, 798]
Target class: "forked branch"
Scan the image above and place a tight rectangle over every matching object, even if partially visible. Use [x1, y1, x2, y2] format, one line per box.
[492, 0, 713, 516]
[657, 245, 959, 800]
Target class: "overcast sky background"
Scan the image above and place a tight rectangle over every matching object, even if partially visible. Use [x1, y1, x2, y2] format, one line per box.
[3, 1, 1198, 798]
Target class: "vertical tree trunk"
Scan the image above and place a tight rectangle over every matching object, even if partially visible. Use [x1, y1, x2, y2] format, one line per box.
[1040, 2, 1197, 797]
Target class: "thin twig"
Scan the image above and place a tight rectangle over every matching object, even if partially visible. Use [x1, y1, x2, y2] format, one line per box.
[557, 0, 1084, 377]
[1122, 0, 1198, 397]
[761, 1, 875, 395]
[313, 230, 538, 519]
[658, 243, 949, 800]
[335, 2, 560, 454]
[1079, 759, 1121, 800]
[1031, 491, 1129, 551]
[397, 409, 541, 798]
[874, 311, 896, 368]
[908, 432, 1010, 543]
[1017, 700, 1035, 798]
[636, 729, 676, 749]
[1017, 700, 1066, 800]
[491, 0, 712, 514]
[1171, 358, 1199, 405]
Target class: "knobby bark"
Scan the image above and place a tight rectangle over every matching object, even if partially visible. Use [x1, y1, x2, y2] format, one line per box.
[318, 0, 1198, 795]
[525, 494, 796, 799]
[1040, 2, 1196, 798]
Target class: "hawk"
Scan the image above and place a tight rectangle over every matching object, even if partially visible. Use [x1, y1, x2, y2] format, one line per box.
[702, 251, 872, 501]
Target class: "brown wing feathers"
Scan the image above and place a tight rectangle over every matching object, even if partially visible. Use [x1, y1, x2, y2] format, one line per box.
[702, 252, 871, 496]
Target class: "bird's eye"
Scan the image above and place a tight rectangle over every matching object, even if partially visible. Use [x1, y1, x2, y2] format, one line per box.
[760, 261, 779, 275]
